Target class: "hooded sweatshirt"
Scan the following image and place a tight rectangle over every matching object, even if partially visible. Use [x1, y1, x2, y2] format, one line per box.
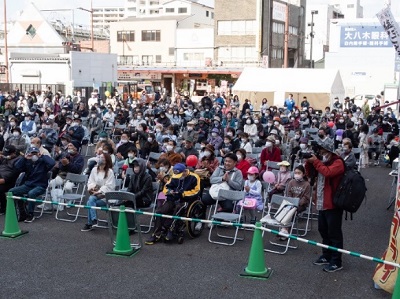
[127, 158, 153, 208]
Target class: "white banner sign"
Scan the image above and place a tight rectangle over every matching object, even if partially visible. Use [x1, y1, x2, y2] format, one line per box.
[273, 1, 287, 22]
[376, 6, 400, 57]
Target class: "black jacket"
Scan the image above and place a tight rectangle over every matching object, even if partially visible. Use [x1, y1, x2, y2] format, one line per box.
[127, 158, 153, 208]
[0, 156, 22, 186]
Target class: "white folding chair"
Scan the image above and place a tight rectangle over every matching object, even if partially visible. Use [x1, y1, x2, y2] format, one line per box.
[352, 148, 362, 172]
[105, 191, 143, 250]
[122, 168, 134, 191]
[34, 171, 54, 219]
[55, 173, 88, 222]
[208, 189, 246, 246]
[140, 182, 160, 234]
[261, 194, 300, 255]
[252, 147, 263, 154]
[292, 186, 313, 237]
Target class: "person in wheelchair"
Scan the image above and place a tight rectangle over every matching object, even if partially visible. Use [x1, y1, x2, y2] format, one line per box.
[145, 163, 201, 245]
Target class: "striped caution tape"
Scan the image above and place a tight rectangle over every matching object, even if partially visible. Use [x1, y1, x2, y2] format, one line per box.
[12, 195, 400, 269]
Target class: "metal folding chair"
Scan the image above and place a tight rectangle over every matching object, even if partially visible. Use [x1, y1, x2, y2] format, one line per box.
[208, 189, 246, 246]
[105, 191, 143, 250]
[261, 194, 300, 255]
[140, 182, 160, 234]
[55, 173, 88, 222]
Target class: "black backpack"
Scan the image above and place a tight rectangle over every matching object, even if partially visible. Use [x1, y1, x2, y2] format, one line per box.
[333, 162, 367, 219]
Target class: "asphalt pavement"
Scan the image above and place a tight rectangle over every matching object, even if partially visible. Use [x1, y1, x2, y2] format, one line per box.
[0, 163, 395, 299]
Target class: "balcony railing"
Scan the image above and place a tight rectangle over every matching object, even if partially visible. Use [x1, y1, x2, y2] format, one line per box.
[117, 60, 263, 68]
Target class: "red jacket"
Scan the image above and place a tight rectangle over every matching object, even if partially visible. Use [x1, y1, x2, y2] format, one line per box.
[260, 146, 282, 172]
[305, 155, 345, 210]
[236, 159, 251, 180]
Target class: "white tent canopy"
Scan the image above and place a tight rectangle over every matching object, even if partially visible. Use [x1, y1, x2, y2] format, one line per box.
[232, 67, 345, 110]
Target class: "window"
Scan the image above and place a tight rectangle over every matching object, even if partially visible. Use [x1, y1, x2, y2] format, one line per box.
[169, 47, 175, 56]
[347, 4, 354, 8]
[289, 26, 298, 36]
[218, 47, 257, 62]
[217, 20, 256, 35]
[211, 12, 214, 19]
[166, 8, 174, 13]
[26, 24, 37, 38]
[141, 30, 161, 41]
[178, 7, 187, 13]
[155, 55, 162, 63]
[183, 53, 204, 61]
[272, 48, 284, 59]
[142, 55, 153, 65]
[206, 11, 209, 17]
[272, 22, 284, 34]
[117, 31, 135, 42]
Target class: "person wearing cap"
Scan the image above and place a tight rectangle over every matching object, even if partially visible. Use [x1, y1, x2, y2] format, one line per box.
[45, 141, 85, 211]
[0, 145, 22, 214]
[19, 113, 36, 137]
[317, 127, 334, 151]
[201, 152, 244, 213]
[67, 116, 85, 143]
[207, 128, 223, 151]
[30, 137, 51, 157]
[305, 141, 345, 273]
[260, 135, 282, 173]
[181, 137, 199, 159]
[267, 161, 292, 199]
[196, 143, 219, 172]
[9, 146, 55, 223]
[145, 163, 201, 244]
[5, 127, 27, 154]
[88, 109, 102, 145]
[182, 120, 199, 144]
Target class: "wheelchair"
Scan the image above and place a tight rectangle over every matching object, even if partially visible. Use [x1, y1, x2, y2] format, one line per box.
[164, 199, 205, 244]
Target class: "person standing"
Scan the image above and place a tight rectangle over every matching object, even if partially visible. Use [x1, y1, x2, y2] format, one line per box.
[305, 142, 345, 272]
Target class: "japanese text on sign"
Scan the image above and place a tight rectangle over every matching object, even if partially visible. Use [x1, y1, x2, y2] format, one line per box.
[340, 26, 390, 48]
[377, 6, 400, 57]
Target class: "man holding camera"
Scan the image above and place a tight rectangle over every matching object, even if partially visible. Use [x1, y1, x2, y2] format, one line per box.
[305, 141, 345, 273]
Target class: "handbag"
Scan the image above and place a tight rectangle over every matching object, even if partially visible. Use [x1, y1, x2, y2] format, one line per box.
[274, 199, 297, 225]
[209, 182, 230, 200]
[194, 168, 210, 179]
[238, 197, 257, 210]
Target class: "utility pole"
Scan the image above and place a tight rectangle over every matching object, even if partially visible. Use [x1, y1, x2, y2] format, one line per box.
[91, 0, 94, 51]
[309, 10, 318, 68]
[3, 0, 8, 83]
[283, 3, 289, 68]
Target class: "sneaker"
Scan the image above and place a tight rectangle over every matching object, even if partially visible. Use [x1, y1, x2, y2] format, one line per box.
[374, 161, 379, 166]
[81, 224, 93, 232]
[0, 210, 5, 216]
[18, 214, 27, 222]
[24, 214, 35, 223]
[165, 230, 174, 241]
[195, 222, 203, 231]
[323, 264, 343, 273]
[37, 204, 44, 209]
[145, 235, 160, 245]
[313, 257, 330, 266]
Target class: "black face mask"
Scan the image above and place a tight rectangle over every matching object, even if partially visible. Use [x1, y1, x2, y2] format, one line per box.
[318, 134, 325, 139]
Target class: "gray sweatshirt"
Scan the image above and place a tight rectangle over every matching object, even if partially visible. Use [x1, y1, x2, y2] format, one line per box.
[210, 166, 244, 191]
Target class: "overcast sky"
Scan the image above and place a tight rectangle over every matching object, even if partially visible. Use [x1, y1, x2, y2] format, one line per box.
[0, 0, 397, 25]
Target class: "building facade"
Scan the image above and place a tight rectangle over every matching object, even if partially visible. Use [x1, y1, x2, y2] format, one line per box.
[330, 0, 363, 19]
[92, 7, 126, 32]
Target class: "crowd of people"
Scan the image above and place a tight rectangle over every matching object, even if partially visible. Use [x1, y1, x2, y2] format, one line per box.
[0, 88, 397, 272]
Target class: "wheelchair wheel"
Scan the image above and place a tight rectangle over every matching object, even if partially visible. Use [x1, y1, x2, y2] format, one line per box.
[186, 200, 205, 238]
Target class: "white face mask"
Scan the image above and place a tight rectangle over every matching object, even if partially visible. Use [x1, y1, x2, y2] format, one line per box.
[279, 166, 287, 173]
[120, 139, 128, 144]
[10, 122, 15, 126]
[274, 121, 279, 126]
[227, 132, 233, 137]
[248, 174, 255, 181]
[211, 132, 217, 137]
[300, 144, 307, 150]
[204, 151, 211, 157]
[128, 153, 134, 159]
[159, 166, 167, 172]
[246, 120, 251, 125]
[295, 134, 300, 139]
[294, 174, 303, 181]
[147, 137, 153, 142]
[166, 145, 173, 152]
[236, 154, 243, 161]
[254, 120, 259, 124]
[31, 155, 39, 162]
[322, 154, 330, 163]
[275, 140, 280, 145]
[265, 141, 273, 148]
[102, 150, 108, 154]
[13, 132, 20, 137]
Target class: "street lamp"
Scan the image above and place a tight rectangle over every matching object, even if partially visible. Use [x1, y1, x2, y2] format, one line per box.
[78, 0, 94, 51]
[308, 10, 318, 68]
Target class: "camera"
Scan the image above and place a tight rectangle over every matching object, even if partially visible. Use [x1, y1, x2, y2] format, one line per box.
[298, 140, 322, 160]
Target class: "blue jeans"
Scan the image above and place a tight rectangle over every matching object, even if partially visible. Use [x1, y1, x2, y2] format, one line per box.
[9, 184, 46, 214]
[86, 195, 106, 224]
